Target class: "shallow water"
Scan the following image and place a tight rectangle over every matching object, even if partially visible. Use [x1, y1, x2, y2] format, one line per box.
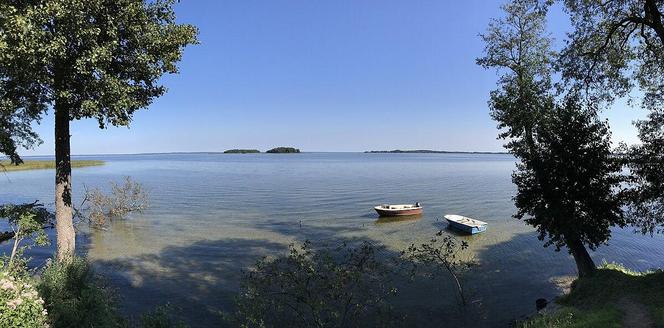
[1, 153, 663, 326]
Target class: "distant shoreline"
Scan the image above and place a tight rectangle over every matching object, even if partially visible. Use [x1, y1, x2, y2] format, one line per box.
[0, 160, 105, 172]
[15, 150, 509, 157]
[365, 150, 508, 155]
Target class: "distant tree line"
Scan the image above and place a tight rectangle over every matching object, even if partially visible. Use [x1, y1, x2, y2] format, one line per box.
[224, 149, 260, 154]
[222, 147, 301, 154]
[266, 147, 300, 153]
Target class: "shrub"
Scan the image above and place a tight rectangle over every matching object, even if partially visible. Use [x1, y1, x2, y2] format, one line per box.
[232, 241, 401, 328]
[0, 202, 52, 272]
[0, 270, 49, 328]
[37, 257, 125, 328]
[80, 177, 149, 227]
[401, 231, 473, 306]
[139, 305, 188, 328]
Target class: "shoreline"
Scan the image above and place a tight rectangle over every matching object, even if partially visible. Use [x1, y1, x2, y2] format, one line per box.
[0, 160, 105, 172]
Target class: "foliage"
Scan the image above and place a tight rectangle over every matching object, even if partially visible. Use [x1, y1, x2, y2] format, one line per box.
[0, 0, 198, 258]
[558, 0, 664, 234]
[477, 0, 554, 146]
[233, 234, 475, 327]
[478, 0, 624, 277]
[0, 0, 199, 129]
[266, 147, 300, 153]
[621, 109, 664, 234]
[0, 108, 42, 165]
[79, 176, 149, 227]
[401, 231, 472, 305]
[0, 270, 49, 328]
[512, 96, 624, 252]
[0, 203, 52, 271]
[139, 305, 187, 328]
[37, 256, 125, 328]
[560, 0, 664, 109]
[232, 241, 402, 328]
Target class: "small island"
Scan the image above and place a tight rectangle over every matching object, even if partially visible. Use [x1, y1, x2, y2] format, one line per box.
[224, 149, 260, 154]
[0, 160, 105, 172]
[266, 147, 300, 154]
[365, 149, 506, 154]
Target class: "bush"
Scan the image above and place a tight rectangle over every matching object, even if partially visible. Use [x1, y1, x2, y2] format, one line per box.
[37, 257, 125, 328]
[139, 305, 187, 328]
[0, 269, 49, 328]
[232, 241, 401, 328]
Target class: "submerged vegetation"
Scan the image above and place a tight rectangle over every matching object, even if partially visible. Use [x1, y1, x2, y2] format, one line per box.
[0, 160, 104, 172]
[0, 178, 184, 327]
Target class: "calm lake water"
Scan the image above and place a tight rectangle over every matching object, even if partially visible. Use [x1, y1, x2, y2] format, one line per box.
[2, 153, 663, 327]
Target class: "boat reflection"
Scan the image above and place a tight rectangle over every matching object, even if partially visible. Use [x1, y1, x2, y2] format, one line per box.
[374, 214, 422, 225]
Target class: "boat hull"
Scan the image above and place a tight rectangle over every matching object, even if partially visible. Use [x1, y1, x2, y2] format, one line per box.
[446, 219, 487, 234]
[374, 207, 423, 217]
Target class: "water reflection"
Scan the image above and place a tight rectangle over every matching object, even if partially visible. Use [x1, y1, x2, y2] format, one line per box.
[374, 214, 422, 225]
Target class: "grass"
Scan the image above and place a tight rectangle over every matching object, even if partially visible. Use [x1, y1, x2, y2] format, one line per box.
[0, 160, 104, 172]
[519, 262, 664, 328]
[519, 307, 623, 328]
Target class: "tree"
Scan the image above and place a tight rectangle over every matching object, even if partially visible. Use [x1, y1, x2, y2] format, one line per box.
[560, 0, 664, 233]
[513, 96, 624, 277]
[622, 110, 664, 234]
[0, 0, 198, 260]
[478, 0, 624, 277]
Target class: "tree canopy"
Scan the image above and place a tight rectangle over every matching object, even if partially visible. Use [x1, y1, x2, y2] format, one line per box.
[478, 0, 625, 277]
[0, 0, 198, 128]
[0, 0, 197, 258]
[559, 0, 664, 234]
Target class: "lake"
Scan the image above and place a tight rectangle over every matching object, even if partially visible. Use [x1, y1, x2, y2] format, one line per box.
[2, 153, 663, 327]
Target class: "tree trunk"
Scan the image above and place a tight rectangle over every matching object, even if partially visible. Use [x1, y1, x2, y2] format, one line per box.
[55, 100, 75, 260]
[566, 237, 596, 278]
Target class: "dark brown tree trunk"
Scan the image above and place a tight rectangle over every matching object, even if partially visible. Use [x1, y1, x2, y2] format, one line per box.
[645, 0, 664, 45]
[55, 100, 75, 260]
[566, 237, 596, 278]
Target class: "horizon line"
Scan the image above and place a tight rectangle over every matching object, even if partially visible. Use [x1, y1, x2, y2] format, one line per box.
[16, 149, 509, 157]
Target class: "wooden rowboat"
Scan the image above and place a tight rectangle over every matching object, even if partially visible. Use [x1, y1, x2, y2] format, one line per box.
[444, 214, 487, 234]
[374, 203, 422, 217]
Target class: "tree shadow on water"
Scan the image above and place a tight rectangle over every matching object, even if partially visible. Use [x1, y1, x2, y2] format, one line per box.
[468, 231, 578, 326]
[92, 238, 287, 327]
[89, 225, 594, 328]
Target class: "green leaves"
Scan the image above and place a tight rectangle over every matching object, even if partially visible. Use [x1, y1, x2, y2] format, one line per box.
[479, 0, 625, 275]
[559, 0, 664, 234]
[0, 0, 198, 160]
[0, 202, 52, 247]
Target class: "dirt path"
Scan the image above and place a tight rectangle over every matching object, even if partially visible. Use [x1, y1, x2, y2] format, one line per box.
[617, 297, 654, 328]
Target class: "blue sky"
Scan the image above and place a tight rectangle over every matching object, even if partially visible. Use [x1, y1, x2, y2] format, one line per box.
[23, 0, 645, 155]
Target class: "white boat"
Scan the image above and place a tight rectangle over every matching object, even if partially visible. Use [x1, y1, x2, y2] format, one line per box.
[444, 214, 488, 234]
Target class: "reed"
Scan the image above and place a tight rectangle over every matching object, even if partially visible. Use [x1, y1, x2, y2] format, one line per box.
[0, 160, 104, 172]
